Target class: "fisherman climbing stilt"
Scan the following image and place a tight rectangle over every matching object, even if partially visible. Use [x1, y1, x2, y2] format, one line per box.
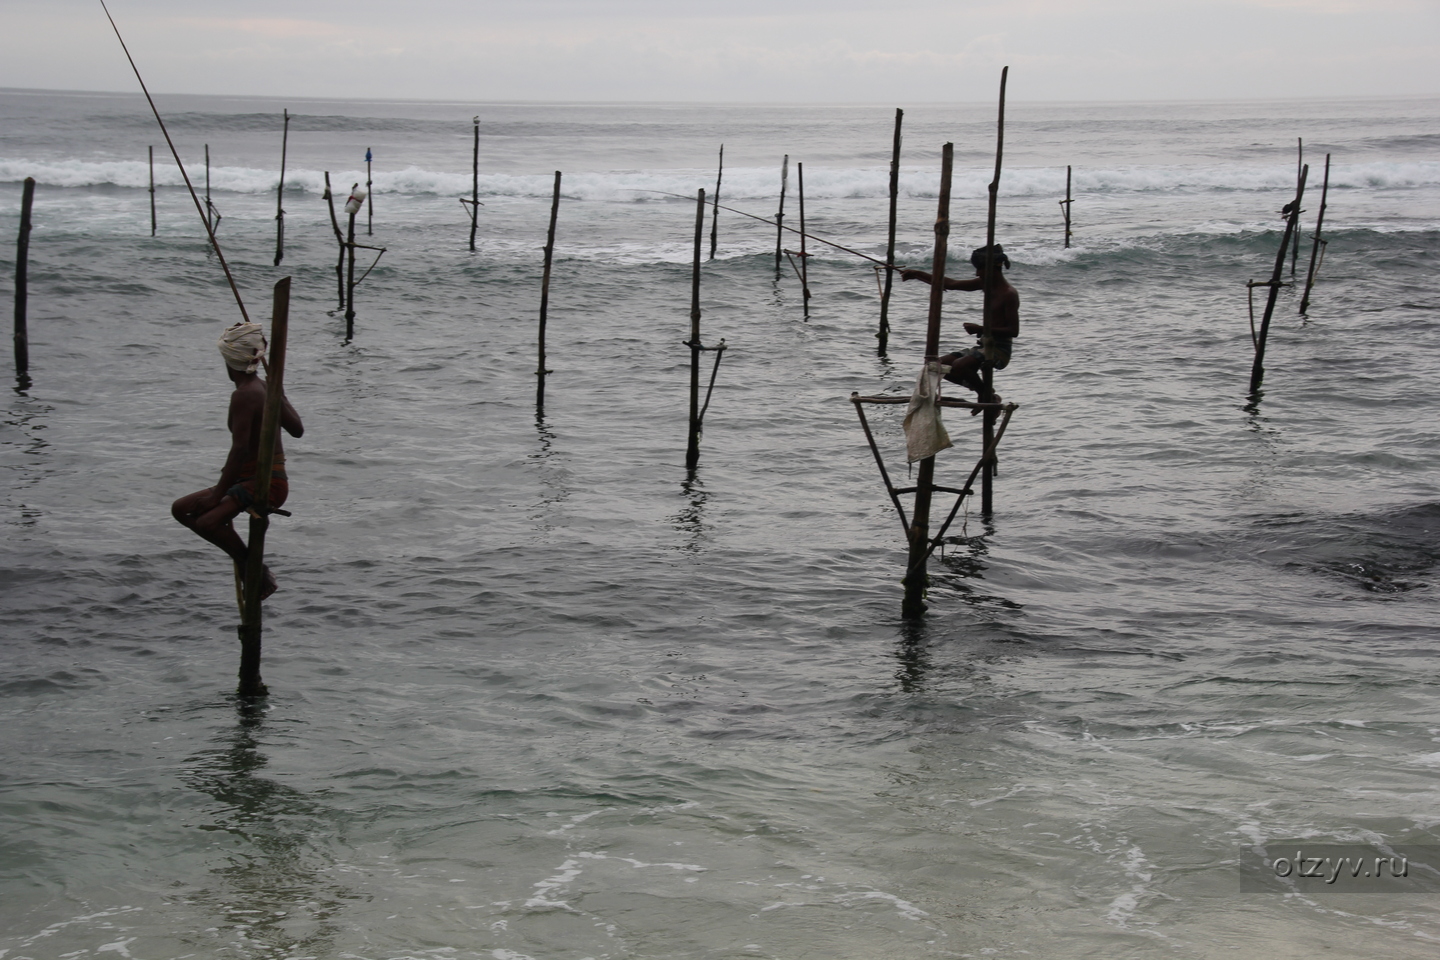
[902, 244, 1018, 412]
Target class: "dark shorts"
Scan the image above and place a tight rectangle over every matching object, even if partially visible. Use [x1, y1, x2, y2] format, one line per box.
[952, 338, 1012, 371]
[228, 475, 288, 514]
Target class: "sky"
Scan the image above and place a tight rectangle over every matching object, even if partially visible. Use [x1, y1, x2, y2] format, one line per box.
[2, 0, 1438, 102]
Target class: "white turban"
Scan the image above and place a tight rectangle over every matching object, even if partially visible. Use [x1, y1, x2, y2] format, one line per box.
[218, 322, 267, 374]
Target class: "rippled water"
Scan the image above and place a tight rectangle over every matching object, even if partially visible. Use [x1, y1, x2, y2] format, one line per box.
[3, 90, 1440, 959]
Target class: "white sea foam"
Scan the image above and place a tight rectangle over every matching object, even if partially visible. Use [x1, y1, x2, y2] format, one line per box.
[3, 157, 1436, 201]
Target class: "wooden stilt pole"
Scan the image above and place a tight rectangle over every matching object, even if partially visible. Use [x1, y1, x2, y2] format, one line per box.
[345, 183, 358, 339]
[323, 172, 345, 310]
[148, 146, 156, 237]
[1291, 138, 1303, 277]
[1249, 164, 1309, 395]
[798, 161, 810, 318]
[1299, 153, 1331, 316]
[468, 117, 480, 251]
[366, 148, 374, 236]
[775, 155, 789, 274]
[537, 171, 561, 410]
[1061, 164, 1073, 248]
[14, 177, 34, 380]
[273, 109, 289, 266]
[709, 144, 723, 260]
[237, 277, 290, 699]
[878, 108, 902, 355]
[686, 189, 706, 471]
[901, 144, 954, 619]
[203, 144, 220, 234]
[981, 67, 1008, 516]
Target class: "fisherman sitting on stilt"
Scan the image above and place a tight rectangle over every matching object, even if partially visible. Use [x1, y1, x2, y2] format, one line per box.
[172, 323, 304, 600]
[902, 244, 1018, 412]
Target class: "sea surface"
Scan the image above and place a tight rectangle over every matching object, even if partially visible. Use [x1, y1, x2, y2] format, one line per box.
[2, 88, 1439, 959]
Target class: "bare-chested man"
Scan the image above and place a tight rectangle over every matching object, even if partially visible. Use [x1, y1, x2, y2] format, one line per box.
[902, 244, 1018, 410]
[172, 322, 303, 600]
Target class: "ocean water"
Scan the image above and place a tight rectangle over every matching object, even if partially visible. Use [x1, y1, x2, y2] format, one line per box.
[2, 88, 1440, 959]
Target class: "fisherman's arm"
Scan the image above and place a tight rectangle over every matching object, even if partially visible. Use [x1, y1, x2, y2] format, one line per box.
[281, 394, 304, 438]
[901, 269, 981, 292]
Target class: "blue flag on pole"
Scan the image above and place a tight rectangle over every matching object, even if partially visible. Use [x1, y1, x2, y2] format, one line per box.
[366, 148, 373, 162]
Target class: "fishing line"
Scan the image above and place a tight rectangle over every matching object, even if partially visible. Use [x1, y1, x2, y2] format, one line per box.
[630, 189, 901, 270]
[100, 0, 251, 324]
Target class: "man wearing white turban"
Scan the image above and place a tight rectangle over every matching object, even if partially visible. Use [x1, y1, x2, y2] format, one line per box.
[171, 322, 304, 600]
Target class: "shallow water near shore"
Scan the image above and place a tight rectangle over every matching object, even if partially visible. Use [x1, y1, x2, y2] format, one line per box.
[3, 90, 1440, 959]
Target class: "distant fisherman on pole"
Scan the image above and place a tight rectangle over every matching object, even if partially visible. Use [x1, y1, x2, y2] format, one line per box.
[171, 323, 304, 600]
[902, 244, 1018, 410]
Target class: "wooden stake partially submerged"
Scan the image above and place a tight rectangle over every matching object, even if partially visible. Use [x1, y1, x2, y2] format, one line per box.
[537, 171, 561, 410]
[685, 189, 727, 471]
[13, 177, 34, 382]
[273, 109, 289, 266]
[709, 145, 723, 261]
[877, 108, 903, 355]
[203, 144, 222, 235]
[782, 162, 813, 318]
[236, 277, 291, 699]
[981, 66, 1009, 515]
[323, 172, 387, 339]
[148, 146, 156, 237]
[774, 155, 789, 273]
[1248, 163, 1309, 395]
[1060, 165, 1073, 248]
[460, 117, 482, 251]
[1299, 153, 1331, 316]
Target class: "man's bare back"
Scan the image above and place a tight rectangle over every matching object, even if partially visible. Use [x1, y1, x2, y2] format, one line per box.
[172, 323, 303, 600]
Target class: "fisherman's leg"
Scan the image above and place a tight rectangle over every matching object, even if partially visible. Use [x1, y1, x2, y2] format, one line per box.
[172, 487, 218, 530]
[195, 498, 280, 599]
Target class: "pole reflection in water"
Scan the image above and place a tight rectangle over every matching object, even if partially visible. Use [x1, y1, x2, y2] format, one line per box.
[528, 411, 570, 530]
[894, 618, 933, 692]
[932, 520, 1023, 610]
[671, 471, 712, 553]
[177, 702, 358, 957]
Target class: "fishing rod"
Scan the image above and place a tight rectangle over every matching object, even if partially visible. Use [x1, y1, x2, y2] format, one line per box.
[101, 0, 250, 324]
[632, 189, 900, 271]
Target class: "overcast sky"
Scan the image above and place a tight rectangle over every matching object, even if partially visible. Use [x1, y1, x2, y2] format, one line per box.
[4, 0, 1438, 102]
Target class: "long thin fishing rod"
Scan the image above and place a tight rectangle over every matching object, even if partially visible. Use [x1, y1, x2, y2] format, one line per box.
[632, 189, 895, 269]
[101, 0, 249, 324]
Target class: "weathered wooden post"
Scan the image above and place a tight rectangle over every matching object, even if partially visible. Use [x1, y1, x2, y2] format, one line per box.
[687, 189, 706, 470]
[774, 155, 789, 273]
[365, 147, 374, 236]
[323, 172, 345, 309]
[148, 145, 156, 237]
[1060, 164, 1073, 248]
[878, 108, 902, 354]
[203, 144, 221, 234]
[273, 109, 289, 266]
[537, 171, 561, 410]
[344, 183, 360, 338]
[1249, 164, 1309, 395]
[13, 177, 34, 380]
[797, 161, 811, 318]
[464, 117, 480, 251]
[709, 144, 723, 260]
[237, 277, 290, 699]
[1291, 138, 1303, 277]
[1299, 153, 1331, 316]
[901, 143, 955, 619]
[981, 66, 1008, 515]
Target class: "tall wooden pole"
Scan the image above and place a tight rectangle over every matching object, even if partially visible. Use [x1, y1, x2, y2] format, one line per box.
[878, 108, 903, 355]
[537, 171, 561, 410]
[1249, 164, 1309, 395]
[366, 148, 374, 236]
[798, 161, 810, 318]
[345, 184, 358, 339]
[901, 144, 954, 619]
[273, 109, 289, 266]
[1062, 164, 1073, 248]
[237, 277, 290, 699]
[148, 146, 156, 237]
[323, 172, 345, 310]
[686, 189, 706, 471]
[709, 144, 723, 260]
[981, 66, 1008, 515]
[1299, 154, 1331, 316]
[1291, 138, 1303, 277]
[13, 177, 34, 379]
[469, 117, 480, 251]
[774, 155, 789, 273]
[204, 144, 217, 234]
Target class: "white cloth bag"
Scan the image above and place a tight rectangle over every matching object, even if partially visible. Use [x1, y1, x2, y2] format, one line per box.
[902, 360, 953, 463]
